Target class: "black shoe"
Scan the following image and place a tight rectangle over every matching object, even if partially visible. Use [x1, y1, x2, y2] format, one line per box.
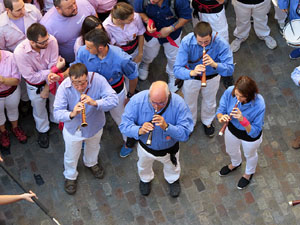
[219, 163, 242, 176]
[139, 180, 151, 196]
[169, 179, 181, 198]
[237, 174, 253, 189]
[203, 124, 215, 137]
[38, 132, 49, 148]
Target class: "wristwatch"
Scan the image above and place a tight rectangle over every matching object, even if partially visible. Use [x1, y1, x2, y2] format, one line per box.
[165, 123, 169, 131]
[127, 92, 134, 98]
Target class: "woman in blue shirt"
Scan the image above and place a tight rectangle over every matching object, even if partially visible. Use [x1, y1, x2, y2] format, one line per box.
[216, 76, 265, 189]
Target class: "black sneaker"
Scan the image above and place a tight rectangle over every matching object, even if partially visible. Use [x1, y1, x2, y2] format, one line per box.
[219, 163, 242, 176]
[203, 124, 215, 137]
[139, 180, 151, 196]
[169, 179, 181, 198]
[38, 132, 49, 148]
[237, 174, 253, 190]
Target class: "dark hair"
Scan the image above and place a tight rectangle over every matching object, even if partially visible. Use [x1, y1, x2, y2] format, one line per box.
[194, 21, 212, 37]
[4, 0, 17, 11]
[53, 0, 62, 7]
[84, 28, 110, 48]
[26, 23, 47, 42]
[111, 2, 134, 20]
[69, 63, 88, 79]
[231, 76, 259, 102]
[81, 16, 103, 43]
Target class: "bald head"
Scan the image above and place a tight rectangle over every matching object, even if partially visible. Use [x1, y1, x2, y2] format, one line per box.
[149, 81, 169, 111]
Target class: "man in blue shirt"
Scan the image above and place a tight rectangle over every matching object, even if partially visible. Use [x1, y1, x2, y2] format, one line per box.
[53, 63, 118, 194]
[58, 28, 138, 157]
[174, 21, 234, 137]
[134, 0, 192, 92]
[119, 81, 193, 197]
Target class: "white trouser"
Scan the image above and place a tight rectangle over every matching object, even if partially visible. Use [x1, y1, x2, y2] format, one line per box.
[109, 87, 127, 142]
[273, 2, 287, 24]
[232, 0, 271, 39]
[142, 35, 181, 79]
[26, 83, 57, 133]
[20, 78, 29, 101]
[0, 85, 20, 125]
[182, 75, 220, 126]
[63, 127, 103, 180]
[192, 8, 229, 43]
[137, 143, 180, 184]
[125, 47, 140, 92]
[224, 127, 263, 175]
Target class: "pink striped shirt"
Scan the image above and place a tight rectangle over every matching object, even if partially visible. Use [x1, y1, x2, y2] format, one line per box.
[0, 50, 21, 92]
[13, 35, 59, 84]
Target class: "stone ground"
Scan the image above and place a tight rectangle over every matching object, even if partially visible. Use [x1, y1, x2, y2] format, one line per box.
[1, 3, 300, 225]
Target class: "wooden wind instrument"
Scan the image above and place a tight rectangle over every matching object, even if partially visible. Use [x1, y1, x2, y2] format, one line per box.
[218, 100, 240, 136]
[81, 104, 88, 127]
[146, 110, 157, 145]
[289, 200, 300, 206]
[201, 47, 207, 87]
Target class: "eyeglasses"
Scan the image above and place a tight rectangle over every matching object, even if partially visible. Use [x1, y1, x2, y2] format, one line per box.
[35, 35, 49, 45]
[71, 79, 88, 86]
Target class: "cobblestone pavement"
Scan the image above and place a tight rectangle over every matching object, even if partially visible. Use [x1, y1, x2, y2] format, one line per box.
[1, 3, 300, 225]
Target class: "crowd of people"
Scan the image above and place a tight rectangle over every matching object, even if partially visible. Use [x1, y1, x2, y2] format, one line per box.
[0, 0, 298, 202]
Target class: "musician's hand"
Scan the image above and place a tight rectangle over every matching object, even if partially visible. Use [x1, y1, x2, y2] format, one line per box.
[282, 9, 288, 13]
[158, 26, 173, 38]
[139, 122, 154, 135]
[81, 94, 97, 107]
[190, 64, 205, 77]
[218, 114, 230, 123]
[70, 102, 84, 118]
[0, 155, 3, 162]
[56, 56, 66, 70]
[230, 107, 243, 121]
[48, 73, 61, 84]
[203, 54, 218, 68]
[152, 115, 168, 130]
[21, 191, 37, 203]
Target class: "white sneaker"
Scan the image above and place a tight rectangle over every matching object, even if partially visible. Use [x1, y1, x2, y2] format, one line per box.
[260, 36, 277, 49]
[138, 62, 149, 80]
[230, 38, 244, 53]
[168, 75, 178, 93]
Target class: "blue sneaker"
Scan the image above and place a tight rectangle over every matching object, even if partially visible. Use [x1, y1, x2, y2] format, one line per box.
[289, 49, 300, 59]
[120, 144, 133, 158]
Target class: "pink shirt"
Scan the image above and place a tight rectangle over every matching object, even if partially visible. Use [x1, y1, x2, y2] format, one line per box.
[103, 13, 145, 46]
[0, 3, 42, 52]
[41, 0, 95, 63]
[0, 50, 21, 92]
[13, 35, 59, 84]
[88, 0, 116, 13]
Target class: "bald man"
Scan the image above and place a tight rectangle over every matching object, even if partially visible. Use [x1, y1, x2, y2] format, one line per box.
[119, 81, 193, 197]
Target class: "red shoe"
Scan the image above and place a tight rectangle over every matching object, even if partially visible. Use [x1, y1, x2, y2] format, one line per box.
[0, 130, 10, 149]
[12, 127, 27, 144]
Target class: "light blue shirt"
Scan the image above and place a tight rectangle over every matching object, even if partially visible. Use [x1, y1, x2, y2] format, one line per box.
[216, 86, 265, 138]
[291, 65, 300, 86]
[119, 90, 194, 150]
[173, 32, 234, 79]
[278, 0, 300, 20]
[73, 45, 138, 86]
[54, 72, 119, 138]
